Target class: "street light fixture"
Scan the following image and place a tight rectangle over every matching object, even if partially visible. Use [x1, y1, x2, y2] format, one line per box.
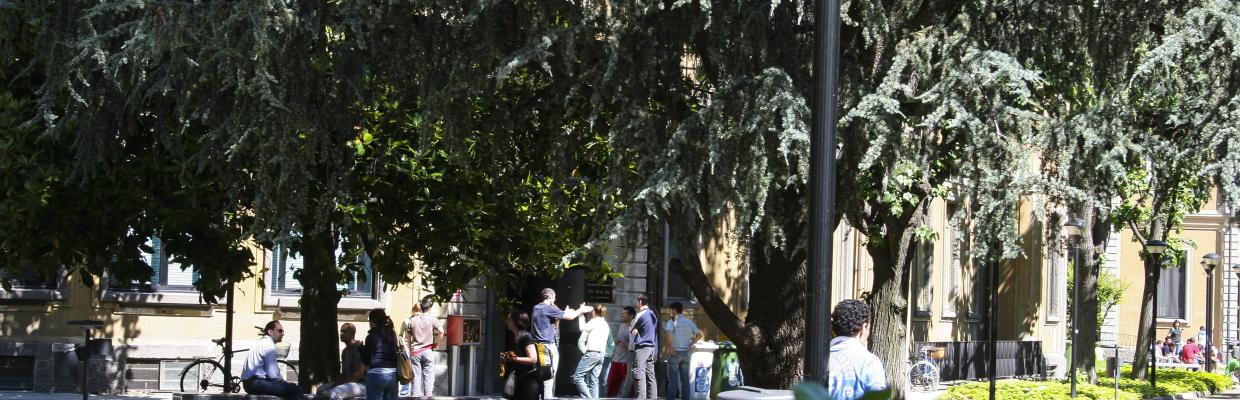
[1145, 239, 1167, 387]
[1202, 252, 1221, 372]
[1063, 218, 1085, 398]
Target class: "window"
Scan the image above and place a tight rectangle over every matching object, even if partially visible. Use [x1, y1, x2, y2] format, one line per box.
[1156, 259, 1187, 320]
[270, 246, 377, 299]
[942, 203, 962, 317]
[664, 258, 696, 303]
[970, 259, 987, 319]
[912, 238, 933, 317]
[111, 236, 199, 292]
[0, 269, 58, 291]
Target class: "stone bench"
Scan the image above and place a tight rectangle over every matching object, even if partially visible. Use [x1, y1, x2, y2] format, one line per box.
[173, 394, 284, 400]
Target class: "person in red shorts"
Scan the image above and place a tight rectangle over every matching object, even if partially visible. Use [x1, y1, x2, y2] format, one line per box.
[606, 306, 637, 397]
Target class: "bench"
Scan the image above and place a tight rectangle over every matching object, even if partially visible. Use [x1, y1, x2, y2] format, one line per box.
[1154, 362, 1202, 371]
[173, 394, 283, 400]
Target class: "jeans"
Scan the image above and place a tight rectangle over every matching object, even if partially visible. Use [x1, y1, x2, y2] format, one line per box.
[633, 346, 657, 400]
[666, 350, 691, 400]
[411, 350, 435, 398]
[317, 382, 366, 400]
[572, 351, 604, 398]
[243, 377, 302, 400]
[598, 356, 612, 391]
[541, 342, 559, 398]
[364, 368, 398, 400]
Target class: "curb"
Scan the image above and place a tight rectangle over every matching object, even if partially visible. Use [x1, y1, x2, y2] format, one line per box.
[1144, 390, 1212, 400]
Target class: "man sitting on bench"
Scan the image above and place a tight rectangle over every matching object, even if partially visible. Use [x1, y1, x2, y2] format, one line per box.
[242, 320, 303, 399]
[317, 323, 367, 400]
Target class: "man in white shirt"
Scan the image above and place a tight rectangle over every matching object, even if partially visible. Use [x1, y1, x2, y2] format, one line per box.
[241, 320, 302, 399]
[573, 304, 611, 398]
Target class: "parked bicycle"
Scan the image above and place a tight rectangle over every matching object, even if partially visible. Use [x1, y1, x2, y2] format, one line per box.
[180, 326, 298, 393]
[907, 345, 942, 392]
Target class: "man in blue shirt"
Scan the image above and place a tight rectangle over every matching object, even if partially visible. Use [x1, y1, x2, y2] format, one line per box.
[828, 300, 886, 400]
[663, 302, 703, 400]
[532, 288, 592, 398]
[630, 294, 659, 400]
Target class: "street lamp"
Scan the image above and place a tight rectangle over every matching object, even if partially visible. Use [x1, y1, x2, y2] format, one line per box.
[1063, 218, 1085, 398]
[1202, 252, 1221, 372]
[1145, 239, 1167, 387]
[1233, 264, 1240, 363]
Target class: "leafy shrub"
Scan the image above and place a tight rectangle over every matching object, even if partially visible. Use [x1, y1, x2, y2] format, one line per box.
[942, 380, 1140, 400]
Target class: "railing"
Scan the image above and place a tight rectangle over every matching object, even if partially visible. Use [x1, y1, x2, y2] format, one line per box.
[1116, 333, 1138, 348]
[913, 341, 1046, 382]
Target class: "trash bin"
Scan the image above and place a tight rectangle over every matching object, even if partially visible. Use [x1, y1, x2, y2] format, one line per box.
[717, 386, 794, 400]
[1105, 356, 1120, 378]
[711, 342, 744, 399]
[690, 341, 719, 400]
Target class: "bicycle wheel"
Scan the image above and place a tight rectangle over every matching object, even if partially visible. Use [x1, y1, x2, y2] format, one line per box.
[907, 362, 939, 392]
[180, 359, 230, 394]
[278, 360, 299, 384]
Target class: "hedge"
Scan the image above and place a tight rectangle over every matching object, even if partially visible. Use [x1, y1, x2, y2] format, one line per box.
[942, 367, 1233, 400]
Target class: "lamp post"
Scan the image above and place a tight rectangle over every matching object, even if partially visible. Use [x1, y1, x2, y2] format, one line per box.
[805, 0, 841, 385]
[1202, 252, 1221, 372]
[1234, 264, 1240, 362]
[1063, 218, 1085, 398]
[1145, 239, 1167, 387]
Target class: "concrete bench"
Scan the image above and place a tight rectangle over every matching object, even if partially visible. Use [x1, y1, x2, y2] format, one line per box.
[1154, 362, 1201, 371]
[173, 394, 284, 400]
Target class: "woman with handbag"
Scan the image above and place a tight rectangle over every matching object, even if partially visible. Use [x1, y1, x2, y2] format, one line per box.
[361, 308, 401, 400]
[502, 310, 543, 400]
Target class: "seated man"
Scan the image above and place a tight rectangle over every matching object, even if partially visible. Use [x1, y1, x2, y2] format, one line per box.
[317, 323, 367, 400]
[1158, 337, 1176, 363]
[1179, 337, 1202, 365]
[242, 320, 303, 399]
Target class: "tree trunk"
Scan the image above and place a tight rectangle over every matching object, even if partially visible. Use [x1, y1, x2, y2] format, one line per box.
[1129, 253, 1158, 380]
[297, 228, 343, 390]
[1076, 212, 1111, 384]
[668, 187, 809, 389]
[865, 206, 923, 400]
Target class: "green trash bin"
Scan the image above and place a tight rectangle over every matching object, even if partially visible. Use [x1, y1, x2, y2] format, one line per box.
[711, 341, 745, 399]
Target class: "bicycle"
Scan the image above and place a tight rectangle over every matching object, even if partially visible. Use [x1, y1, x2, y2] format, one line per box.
[907, 345, 942, 392]
[179, 326, 298, 393]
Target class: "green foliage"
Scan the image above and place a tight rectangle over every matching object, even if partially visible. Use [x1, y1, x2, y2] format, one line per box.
[943, 380, 1140, 400]
[1067, 268, 1131, 338]
[1092, 366, 1235, 399]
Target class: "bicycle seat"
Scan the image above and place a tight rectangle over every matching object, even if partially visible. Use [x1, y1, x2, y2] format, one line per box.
[212, 338, 228, 346]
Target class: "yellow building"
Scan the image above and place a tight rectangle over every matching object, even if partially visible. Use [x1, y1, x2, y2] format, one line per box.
[1110, 192, 1238, 366]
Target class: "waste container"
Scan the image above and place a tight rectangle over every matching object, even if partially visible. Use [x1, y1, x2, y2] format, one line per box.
[1105, 356, 1120, 378]
[690, 341, 719, 400]
[717, 386, 794, 400]
[710, 342, 744, 399]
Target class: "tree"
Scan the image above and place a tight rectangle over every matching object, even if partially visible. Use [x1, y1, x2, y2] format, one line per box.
[15, 0, 618, 388]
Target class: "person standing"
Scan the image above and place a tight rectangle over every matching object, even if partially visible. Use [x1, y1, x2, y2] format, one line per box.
[531, 288, 592, 398]
[573, 304, 611, 398]
[241, 320, 302, 399]
[663, 302, 703, 400]
[1168, 320, 1184, 352]
[402, 298, 443, 400]
[502, 310, 542, 400]
[361, 309, 400, 400]
[317, 323, 367, 400]
[631, 295, 659, 400]
[827, 300, 887, 400]
[606, 306, 636, 397]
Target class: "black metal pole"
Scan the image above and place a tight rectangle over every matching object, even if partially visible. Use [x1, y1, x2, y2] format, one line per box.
[1206, 272, 1213, 372]
[81, 328, 89, 400]
[1150, 254, 1159, 387]
[989, 260, 999, 400]
[807, 0, 841, 386]
[1070, 243, 1079, 398]
[224, 282, 235, 389]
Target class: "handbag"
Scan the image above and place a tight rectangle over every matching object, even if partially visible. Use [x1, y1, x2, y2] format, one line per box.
[534, 342, 553, 381]
[503, 372, 516, 397]
[396, 336, 415, 384]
